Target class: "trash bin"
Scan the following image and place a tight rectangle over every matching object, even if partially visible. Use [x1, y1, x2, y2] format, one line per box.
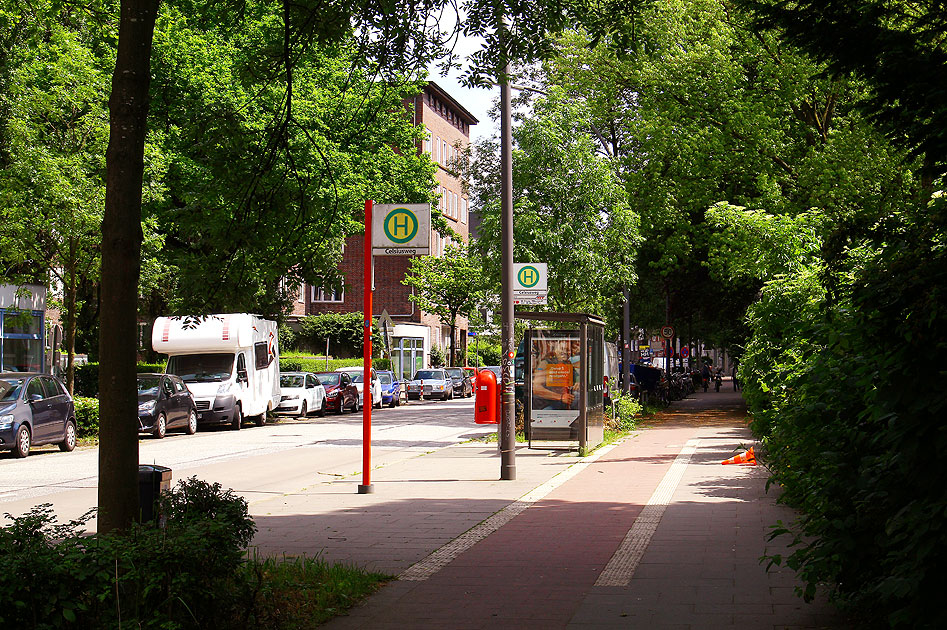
[138, 464, 172, 524]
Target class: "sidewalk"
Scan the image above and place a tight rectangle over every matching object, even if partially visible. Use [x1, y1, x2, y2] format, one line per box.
[249, 391, 848, 629]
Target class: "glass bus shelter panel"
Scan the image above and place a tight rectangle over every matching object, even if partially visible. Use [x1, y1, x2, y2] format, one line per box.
[586, 325, 605, 450]
[525, 328, 581, 443]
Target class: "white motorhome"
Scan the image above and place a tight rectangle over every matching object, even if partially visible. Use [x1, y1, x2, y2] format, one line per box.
[152, 314, 279, 429]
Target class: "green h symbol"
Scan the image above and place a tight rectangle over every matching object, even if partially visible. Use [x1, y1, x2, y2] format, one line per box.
[519, 266, 539, 287]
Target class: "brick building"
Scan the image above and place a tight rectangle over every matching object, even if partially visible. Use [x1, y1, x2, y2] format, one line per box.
[290, 82, 478, 380]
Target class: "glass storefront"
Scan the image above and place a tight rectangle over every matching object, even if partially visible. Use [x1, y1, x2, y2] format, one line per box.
[0, 310, 45, 372]
[392, 337, 424, 381]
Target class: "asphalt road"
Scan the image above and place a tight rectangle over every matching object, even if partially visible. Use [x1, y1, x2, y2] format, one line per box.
[0, 395, 488, 514]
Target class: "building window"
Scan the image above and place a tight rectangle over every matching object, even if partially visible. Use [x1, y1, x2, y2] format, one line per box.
[0, 309, 44, 372]
[461, 198, 468, 224]
[424, 131, 432, 155]
[312, 286, 344, 302]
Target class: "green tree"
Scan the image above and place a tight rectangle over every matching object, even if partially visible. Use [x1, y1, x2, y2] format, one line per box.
[468, 88, 639, 326]
[0, 0, 111, 392]
[403, 243, 487, 367]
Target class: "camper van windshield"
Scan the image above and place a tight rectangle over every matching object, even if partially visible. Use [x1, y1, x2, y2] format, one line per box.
[167, 353, 234, 383]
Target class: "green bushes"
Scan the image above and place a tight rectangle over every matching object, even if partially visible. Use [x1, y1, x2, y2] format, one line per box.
[296, 312, 379, 358]
[279, 356, 391, 373]
[736, 198, 947, 627]
[605, 392, 642, 433]
[73, 362, 166, 397]
[72, 397, 99, 438]
[0, 477, 254, 629]
[0, 477, 386, 629]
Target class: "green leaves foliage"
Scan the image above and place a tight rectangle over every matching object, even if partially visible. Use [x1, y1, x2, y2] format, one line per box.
[469, 88, 639, 326]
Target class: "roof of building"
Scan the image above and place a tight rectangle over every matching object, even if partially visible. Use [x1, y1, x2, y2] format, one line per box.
[425, 81, 479, 126]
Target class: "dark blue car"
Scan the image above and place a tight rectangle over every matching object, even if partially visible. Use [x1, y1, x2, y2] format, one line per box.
[0, 372, 77, 458]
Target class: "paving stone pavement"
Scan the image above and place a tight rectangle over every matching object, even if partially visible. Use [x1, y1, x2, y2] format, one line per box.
[258, 390, 849, 629]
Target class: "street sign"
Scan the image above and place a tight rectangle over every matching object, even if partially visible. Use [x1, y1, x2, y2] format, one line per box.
[377, 309, 394, 358]
[513, 263, 548, 304]
[661, 325, 675, 339]
[513, 295, 547, 305]
[679, 346, 690, 359]
[372, 204, 431, 256]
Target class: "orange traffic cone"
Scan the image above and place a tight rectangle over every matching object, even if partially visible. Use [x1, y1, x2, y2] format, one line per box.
[721, 447, 756, 465]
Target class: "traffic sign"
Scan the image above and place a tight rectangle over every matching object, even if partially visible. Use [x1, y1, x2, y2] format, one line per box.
[513, 263, 548, 294]
[372, 204, 431, 256]
[679, 346, 690, 359]
[661, 325, 675, 339]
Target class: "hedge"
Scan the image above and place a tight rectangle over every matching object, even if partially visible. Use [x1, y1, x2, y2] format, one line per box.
[73, 396, 99, 438]
[73, 362, 166, 397]
[279, 356, 391, 373]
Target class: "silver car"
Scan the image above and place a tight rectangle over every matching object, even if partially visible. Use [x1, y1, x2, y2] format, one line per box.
[406, 369, 453, 401]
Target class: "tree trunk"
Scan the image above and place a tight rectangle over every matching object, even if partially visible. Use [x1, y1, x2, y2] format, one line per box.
[97, 0, 159, 534]
[65, 248, 76, 395]
[449, 318, 457, 367]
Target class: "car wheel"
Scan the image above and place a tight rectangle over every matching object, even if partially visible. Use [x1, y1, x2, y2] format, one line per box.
[153, 412, 167, 439]
[232, 405, 243, 430]
[59, 421, 77, 452]
[318, 399, 327, 417]
[299, 401, 307, 418]
[185, 409, 198, 435]
[352, 396, 359, 413]
[14, 426, 30, 458]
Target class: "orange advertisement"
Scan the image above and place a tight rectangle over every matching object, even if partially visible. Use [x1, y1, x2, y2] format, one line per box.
[545, 363, 574, 387]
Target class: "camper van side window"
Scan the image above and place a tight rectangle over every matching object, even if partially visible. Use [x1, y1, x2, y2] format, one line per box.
[237, 353, 248, 380]
[254, 342, 270, 369]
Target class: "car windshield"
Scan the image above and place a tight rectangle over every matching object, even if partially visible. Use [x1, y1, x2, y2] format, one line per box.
[485, 367, 501, 378]
[414, 370, 443, 380]
[378, 374, 392, 385]
[316, 373, 341, 387]
[349, 373, 364, 384]
[166, 353, 234, 383]
[0, 378, 24, 402]
[137, 375, 161, 396]
[280, 374, 305, 388]
[445, 368, 463, 378]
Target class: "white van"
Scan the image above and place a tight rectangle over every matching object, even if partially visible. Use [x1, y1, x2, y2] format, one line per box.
[152, 314, 279, 430]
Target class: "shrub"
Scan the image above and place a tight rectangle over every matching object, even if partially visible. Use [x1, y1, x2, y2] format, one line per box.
[72, 362, 167, 397]
[429, 344, 445, 367]
[278, 323, 296, 352]
[0, 477, 255, 629]
[279, 356, 392, 373]
[296, 312, 379, 358]
[72, 397, 99, 438]
[605, 392, 642, 432]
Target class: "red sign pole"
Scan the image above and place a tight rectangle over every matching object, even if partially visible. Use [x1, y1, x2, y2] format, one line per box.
[359, 199, 374, 494]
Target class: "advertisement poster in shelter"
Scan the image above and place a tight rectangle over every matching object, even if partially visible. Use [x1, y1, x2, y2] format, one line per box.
[529, 330, 580, 429]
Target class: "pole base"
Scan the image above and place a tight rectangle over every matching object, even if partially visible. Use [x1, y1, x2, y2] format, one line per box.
[357, 484, 375, 494]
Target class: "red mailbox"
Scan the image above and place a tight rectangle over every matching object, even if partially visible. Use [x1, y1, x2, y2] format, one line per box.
[474, 368, 499, 424]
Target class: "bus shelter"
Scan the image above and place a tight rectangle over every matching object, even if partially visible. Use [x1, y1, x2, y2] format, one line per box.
[516, 312, 605, 452]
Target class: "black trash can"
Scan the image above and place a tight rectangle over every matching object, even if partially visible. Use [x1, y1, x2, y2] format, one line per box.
[138, 464, 172, 524]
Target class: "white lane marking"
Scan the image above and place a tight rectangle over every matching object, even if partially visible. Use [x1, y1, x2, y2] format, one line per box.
[594, 438, 700, 587]
[399, 439, 624, 581]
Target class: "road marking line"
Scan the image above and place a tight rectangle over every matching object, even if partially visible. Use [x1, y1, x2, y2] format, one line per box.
[399, 439, 625, 581]
[594, 438, 700, 587]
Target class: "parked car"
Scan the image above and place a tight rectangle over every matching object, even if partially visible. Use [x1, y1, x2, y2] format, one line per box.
[276, 372, 326, 417]
[406, 369, 453, 401]
[377, 370, 406, 407]
[444, 367, 473, 398]
[0, 372, 76, 458]
[137, 373, 198, 439]
[316, 371, 359, 413]
[463, 367, 478, 389]
[483, 366, 502, 382]
[336, 367, 382, 409]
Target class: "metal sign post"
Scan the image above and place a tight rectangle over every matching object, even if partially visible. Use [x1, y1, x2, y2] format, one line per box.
[359, 199, 375, 494]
